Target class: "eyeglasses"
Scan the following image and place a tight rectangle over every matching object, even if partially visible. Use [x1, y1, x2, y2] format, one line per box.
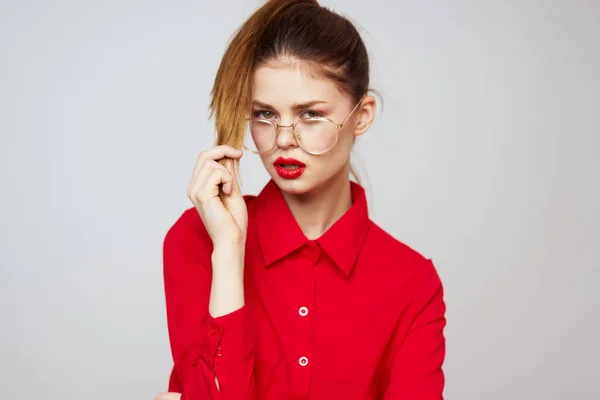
[244, 98, 364, 155]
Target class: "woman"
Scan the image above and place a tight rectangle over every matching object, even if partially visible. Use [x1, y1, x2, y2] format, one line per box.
[157, 0, 446, 399]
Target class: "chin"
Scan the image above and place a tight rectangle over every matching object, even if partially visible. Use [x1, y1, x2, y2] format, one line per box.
[271, 169, 338, 198]
[272, 175, 313, 195]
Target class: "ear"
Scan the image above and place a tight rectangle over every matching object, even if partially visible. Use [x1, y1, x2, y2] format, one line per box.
[353, 95, 376, 137]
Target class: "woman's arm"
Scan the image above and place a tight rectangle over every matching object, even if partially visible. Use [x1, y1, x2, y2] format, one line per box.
[383, 259, 447, 399]
[208, 246, 251, 393]
[162, 209, 255, 399]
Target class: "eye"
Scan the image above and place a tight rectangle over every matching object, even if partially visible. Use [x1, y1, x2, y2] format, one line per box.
[253, 110, 275, 119]
[302, 110, 322, 119]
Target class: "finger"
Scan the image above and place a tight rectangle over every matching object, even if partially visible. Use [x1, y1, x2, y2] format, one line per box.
[188, 160, 229, 198]
[224, 158, 240, 195]
[194, 168, 233, 203]
[192, 146, 241, 180]
[211, 168, 233, 197]
[221, 167, 233, 196]
[196, 160, 228, 184]
[199, 145, 242, 168]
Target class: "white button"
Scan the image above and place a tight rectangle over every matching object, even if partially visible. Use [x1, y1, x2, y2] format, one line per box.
[298, 306, 309, 316]
[298, 356, 309, 367]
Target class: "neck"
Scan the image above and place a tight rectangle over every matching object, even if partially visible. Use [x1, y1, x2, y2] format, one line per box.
[281, 166, 353, 240]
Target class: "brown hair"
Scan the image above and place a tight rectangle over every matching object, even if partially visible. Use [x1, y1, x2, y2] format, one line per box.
[210, 0, 371, 180]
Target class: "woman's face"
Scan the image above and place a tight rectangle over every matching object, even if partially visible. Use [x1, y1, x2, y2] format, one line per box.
[251, 59, 375, 196]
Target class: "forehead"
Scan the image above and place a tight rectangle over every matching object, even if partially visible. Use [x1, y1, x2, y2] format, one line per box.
[252, 62, 342, 106]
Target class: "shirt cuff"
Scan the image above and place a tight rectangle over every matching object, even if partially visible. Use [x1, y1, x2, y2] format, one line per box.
[200, 306, 254, 379]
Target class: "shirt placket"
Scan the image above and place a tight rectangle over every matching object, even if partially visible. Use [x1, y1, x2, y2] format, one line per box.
[290, 240, 320, 398]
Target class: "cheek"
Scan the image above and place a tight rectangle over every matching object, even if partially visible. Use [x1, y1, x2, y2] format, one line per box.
[314, 134, 354, 171]
[259, 155, 270, 166]
[333, 127, 356, 156]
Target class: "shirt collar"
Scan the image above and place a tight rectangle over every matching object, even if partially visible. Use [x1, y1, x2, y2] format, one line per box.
[254, 179, 370, 277]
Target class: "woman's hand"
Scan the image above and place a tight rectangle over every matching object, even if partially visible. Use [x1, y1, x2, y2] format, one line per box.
[154, 393, 181, 400]
[186, 145, 248, 250]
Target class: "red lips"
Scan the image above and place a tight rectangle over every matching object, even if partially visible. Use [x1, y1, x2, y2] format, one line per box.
[273, 157, 306, 179]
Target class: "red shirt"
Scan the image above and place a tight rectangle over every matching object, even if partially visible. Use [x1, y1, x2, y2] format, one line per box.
[163, 179, 446, 399]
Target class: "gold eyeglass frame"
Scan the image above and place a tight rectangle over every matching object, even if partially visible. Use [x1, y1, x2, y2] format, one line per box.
[244, 96, 365, 156]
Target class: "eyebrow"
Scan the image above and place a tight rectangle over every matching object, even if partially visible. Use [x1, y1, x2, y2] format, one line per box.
[252, 100, 328, 110]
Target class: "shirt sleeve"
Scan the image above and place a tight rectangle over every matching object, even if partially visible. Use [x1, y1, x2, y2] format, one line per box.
[163, 209, 255, 399]
[384, 258, 447, 399]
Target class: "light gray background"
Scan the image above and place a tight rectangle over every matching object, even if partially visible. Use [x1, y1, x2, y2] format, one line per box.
[1, 0, 598, 399]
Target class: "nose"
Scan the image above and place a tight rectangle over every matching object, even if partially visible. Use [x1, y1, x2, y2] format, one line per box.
[275, 123, 299, 149]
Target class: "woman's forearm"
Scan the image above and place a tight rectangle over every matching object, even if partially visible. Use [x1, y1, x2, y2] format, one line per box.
[209, 246, 245, 318]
